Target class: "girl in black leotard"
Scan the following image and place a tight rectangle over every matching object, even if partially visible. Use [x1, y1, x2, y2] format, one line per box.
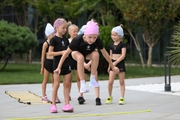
[40, 23, 55, 103]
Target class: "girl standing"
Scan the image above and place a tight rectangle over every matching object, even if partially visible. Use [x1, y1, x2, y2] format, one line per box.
[48, 18, 73, 113]
[40, 23, 61, 103]
[106, 25, 126, 105]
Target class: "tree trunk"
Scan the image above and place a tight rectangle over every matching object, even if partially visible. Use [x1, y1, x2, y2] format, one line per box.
[147, 46, 153, 67]
[0, 54, 12, 71]
[128, 30, 145, 68]
[28, 50, 32, 64]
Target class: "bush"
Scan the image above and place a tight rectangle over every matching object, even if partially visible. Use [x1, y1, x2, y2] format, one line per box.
[98, 26, 113, 73]
[0, 20, 38, 71]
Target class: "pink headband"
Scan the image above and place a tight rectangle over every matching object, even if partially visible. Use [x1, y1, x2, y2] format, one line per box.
[53, 18, 66, 33]
[84, 21, 99, 35]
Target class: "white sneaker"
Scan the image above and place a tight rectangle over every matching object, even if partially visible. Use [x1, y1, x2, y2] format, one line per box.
[89, 78, 99, 87]
[80, 84, 89, 93]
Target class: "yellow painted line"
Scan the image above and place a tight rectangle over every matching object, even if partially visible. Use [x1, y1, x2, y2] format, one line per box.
[5, 109, 151, 120]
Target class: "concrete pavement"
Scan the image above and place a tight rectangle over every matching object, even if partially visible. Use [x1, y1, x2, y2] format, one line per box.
[0, 75, 180, 120]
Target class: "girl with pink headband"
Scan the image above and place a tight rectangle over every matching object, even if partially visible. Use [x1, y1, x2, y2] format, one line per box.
[48, 18, 73, 113]
[54, 20, 119, 106]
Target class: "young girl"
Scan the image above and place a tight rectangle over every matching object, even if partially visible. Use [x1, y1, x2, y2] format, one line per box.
[48, 18, 73, 113]
[77, 22, 100, 105]
[40, 23, 61, 103]
[68, 24, 96, 105]
[106, 25, 126, 105]
[68, 24, 85, 104]
[54, 20, 119, 105]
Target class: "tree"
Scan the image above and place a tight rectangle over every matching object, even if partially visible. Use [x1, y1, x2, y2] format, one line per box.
[113, 0, 180, 67]
[4, 0, 39, 63]
[71, 0, 120, 26]
[168, 21, 180, 66]
[0, 20, 38, 71]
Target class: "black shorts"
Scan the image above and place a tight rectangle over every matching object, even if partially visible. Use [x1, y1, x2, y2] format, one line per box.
[70, 58, 77, 70]
[110, 59, 126, 72]
[44, 59, 53, 73]
[60, 66, 71, 75]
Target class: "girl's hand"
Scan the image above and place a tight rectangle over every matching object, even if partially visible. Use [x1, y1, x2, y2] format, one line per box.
[54, 68, 61, 75]
[84, 63, 91, 71]
[113, 67, 119, 74]
[113, 61, 116, 66]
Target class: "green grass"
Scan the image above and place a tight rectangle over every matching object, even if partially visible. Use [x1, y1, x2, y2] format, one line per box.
[0, 63, 179, 85]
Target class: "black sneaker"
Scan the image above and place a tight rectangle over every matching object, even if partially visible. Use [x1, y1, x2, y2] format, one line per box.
[77, 97, 85, 104]
[95, 98, 102, 105]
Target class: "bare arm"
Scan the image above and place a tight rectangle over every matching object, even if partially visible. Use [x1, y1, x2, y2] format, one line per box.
[40, 43, 47, 74]
[84, 60, 92, 71]
[113, 48, 126, 65]
[57, 47, 72, 70]
[100, 48, 116, 71]
[109, 50, 113, 67]
[48, 46, 65, 56]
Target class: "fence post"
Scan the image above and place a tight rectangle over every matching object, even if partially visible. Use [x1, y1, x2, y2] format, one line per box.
[164, 53, 171, 91]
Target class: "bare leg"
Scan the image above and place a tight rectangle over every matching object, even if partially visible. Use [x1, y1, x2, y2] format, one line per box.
[76, 70, 84, 97]
[42, 69, 49, 97]
[52, 73, 60, 105]
[63, 72, 72, 104]
[94, 71, 100, 98]
[118, 72, 125, 98]
[62, 72, 74, 112]
[108, 71, 116, 97]
[72, 51, 88, 93]
[86, 51, 100, 87]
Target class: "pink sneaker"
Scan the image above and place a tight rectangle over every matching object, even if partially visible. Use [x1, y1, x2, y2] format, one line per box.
[56, 97, 61, 103]
[41, 96, 50, 103]
[50, 105, 58, 113]
[62, 104, 74, 112]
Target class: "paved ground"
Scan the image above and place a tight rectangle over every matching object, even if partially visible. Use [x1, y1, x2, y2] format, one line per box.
[0, 75, 180, 120]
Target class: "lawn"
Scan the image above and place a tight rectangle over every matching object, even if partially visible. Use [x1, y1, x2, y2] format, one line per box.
[0, 63, 179, 85]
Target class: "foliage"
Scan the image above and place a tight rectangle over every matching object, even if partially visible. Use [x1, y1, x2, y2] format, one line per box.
[0, 20, 38, 71]
[168, 21, 180, 66]
[99, 26, 113, 50]
[71, 0, 120, 26]
[98, 26, 113, 73]
[30, 0, 83, 24]
[113, 0, 180, 67]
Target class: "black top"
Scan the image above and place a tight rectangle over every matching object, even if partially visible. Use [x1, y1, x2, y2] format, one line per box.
[110, 41, 126, 54]
[50, 36, 70, 68]
[69, 34, 104, 56]
[45, 40, 50, 53]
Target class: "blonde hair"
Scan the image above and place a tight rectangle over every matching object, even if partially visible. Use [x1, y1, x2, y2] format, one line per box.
[68, 24, 78, 33]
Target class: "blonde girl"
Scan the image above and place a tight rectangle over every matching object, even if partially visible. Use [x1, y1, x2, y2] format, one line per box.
[48, 18, 73, 113]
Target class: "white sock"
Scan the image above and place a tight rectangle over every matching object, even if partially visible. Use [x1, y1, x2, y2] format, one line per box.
[81, 80, 85, 84]
[90, 74, 95, 79]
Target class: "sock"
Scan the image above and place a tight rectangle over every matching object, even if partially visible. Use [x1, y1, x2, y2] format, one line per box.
[81, 80, 85, 84]
[80, 80, 86, 87]
[90, 74, 95, 79]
